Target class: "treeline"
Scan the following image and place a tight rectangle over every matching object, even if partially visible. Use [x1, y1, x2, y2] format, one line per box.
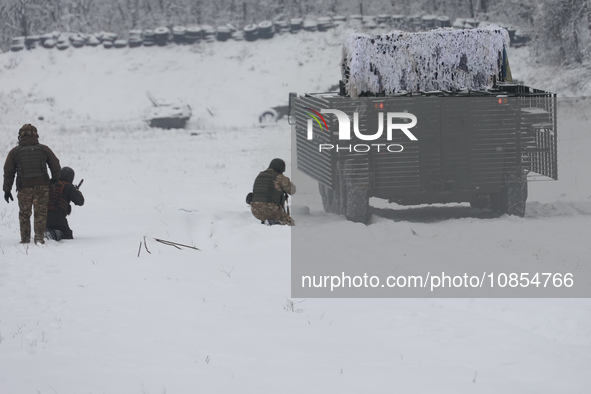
[0, 0, 589, 65]
[0, 0, 492, 49]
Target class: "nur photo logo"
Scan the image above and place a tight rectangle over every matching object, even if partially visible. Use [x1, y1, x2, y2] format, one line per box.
[306, 108, 418, 152]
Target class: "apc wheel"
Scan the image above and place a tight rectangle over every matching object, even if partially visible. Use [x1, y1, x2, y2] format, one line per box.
[469, 195, 490, 210]
[489, 180, 527, 217]
[345, 184, 370, 224]
[489, 192, 507, 216]
[319, 183, 333, 213]
[506, 180, 527, 217]
[319, 182, 344, 214]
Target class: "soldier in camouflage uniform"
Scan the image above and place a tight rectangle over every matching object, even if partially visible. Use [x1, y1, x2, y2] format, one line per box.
[3, 124, 61, 244]
[250, 158, 296, 226]
[46, 166, 85, 241]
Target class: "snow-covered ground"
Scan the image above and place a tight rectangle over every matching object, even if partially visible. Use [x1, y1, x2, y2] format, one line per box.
[1, 27, 590, 393]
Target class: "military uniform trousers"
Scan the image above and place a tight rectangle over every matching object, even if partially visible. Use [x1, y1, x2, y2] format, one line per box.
[17, 185, 49, 243]
[250, 201, 295, 226]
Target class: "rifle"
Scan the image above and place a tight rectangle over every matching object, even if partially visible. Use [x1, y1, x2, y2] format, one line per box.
[283, 192, 290, 216]
[76, 179, 84, 189]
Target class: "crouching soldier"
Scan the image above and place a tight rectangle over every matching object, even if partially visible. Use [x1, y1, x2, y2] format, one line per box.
[45, 166, 84, 241]
[250, 158, 296, 226]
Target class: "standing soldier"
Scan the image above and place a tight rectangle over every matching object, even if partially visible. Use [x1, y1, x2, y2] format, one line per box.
[249, 158, 296, 226]
[3, 124, 61, 244]
[46, 166, 85, 241]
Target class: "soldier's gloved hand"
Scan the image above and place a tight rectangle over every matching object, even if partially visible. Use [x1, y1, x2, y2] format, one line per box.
[4, 191, 13, 203]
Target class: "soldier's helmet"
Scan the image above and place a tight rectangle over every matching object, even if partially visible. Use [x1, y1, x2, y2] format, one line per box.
[269, 158, 286, 174]
[59, 167, 75, 183]
[18, 124, 39, 140]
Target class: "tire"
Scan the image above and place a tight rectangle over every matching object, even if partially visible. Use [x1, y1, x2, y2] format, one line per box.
[244, 24, 258, 41]
[470, 195, 490, 210]
[341, 162, 370, 224]
[154, 27, 170, 46]
[506, 180, 527, 217]
[489, 191, 507, 216]
[319, 183, 332, 213]
[259, 109, 278, 124]
[319, 182, 344, 214]
[489, 180, 527, 217]
[345, 183, 370, 224]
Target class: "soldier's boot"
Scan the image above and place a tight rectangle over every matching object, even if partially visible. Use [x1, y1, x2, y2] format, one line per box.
[45, 229, 63, 241]
[265, 219, 283, 225]
[34, 220, 46, 244]
[280, 219, 296, 226]
[19, 222, 31, 243]
[34, 224, 45, 244]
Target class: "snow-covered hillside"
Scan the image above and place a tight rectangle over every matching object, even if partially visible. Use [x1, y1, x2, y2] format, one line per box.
[1, 27, 590, 393]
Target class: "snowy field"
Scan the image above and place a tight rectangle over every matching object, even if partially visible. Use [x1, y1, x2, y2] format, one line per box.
[1, 27, 591, 393]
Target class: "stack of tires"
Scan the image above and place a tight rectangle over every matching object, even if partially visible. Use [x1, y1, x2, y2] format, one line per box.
[244, 24, 258, 41]
[143, 30, 156, 46]
[154, 27, 170, 46]
[100, 32, 117, 49]
[303, 19, 318, 32]
[333, 15, 347, 27]
[40, 32, 57, 49]
[128, 29, 143, 47]
[421, 15, 438, 30]
[464, 18, 480, 28]
[113, 38, 128, 48]
[216, 25, 232, 41]
[10, 36, 25, 51]
[362, 16, 378, 30]
[56, 34, 71, 50]
[289, 18, 303, 33]
[25, 35, 39, 49]
[202, 25, 216, 42]
[452, 18, 465, 29]
[274, 20, 290, 34]
[70, 33, 86, 48]
[86, 34, 101, 47]
[258, 21, 274, 39]
[391, 15, 405, 30]
[317, 17, 334, 32]
[407, 14, 422, 31]
[185, 26, 202, 44]
[232, 30, 245, 40]
[172, 26, 187, 44]
[376, 14, 391, 26]
[437, 16, 451, 28]
[348, 14, 363, 28]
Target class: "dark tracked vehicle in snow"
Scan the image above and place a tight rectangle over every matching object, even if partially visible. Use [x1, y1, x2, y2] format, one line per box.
[289, 29, 557, 224]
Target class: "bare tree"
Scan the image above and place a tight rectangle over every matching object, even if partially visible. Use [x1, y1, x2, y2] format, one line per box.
[533, 0, 590, 64]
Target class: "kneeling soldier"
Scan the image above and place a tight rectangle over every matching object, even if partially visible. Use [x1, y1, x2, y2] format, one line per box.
[46, 166, 84, 241]
[250, 158, 296, 226]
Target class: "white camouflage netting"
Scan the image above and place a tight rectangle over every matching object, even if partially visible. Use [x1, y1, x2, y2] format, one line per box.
[342, 27, 509, 96]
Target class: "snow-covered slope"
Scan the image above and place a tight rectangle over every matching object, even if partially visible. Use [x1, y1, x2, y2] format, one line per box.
[1, 28, 590, 393]
[0, 30, 344, 129]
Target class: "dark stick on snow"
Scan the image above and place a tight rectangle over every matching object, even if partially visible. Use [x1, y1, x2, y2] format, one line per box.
[156, 239, 181, 249]
[154, 238, 200, 250]
[137, 241, 142, 257]
[143, 236, 151, 254]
